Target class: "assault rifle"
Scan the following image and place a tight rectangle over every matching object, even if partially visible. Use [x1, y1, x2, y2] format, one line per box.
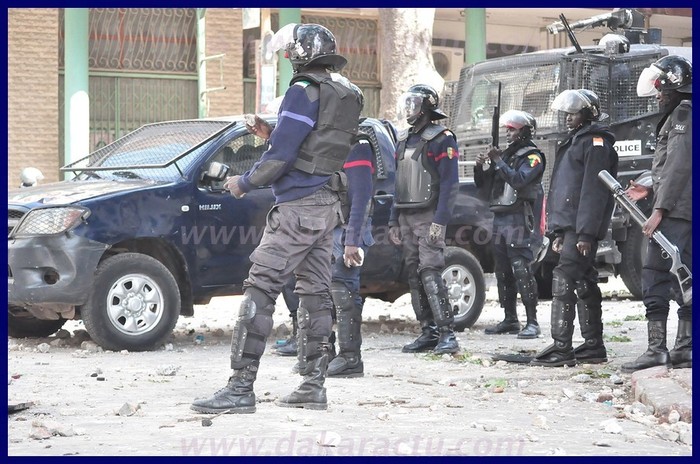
[598, 170, 692, 305]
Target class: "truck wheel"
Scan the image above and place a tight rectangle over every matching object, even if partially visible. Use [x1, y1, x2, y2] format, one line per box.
[619, 224, 646, 300]
[82, 253, 181, 351]
[8, 305, 67, 338]
[442, 247, 485, 331]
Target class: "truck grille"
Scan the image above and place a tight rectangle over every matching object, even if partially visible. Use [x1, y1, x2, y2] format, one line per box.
[8, 209, 26, 237]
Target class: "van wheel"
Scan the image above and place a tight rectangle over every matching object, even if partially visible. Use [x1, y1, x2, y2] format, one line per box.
[442, 247, 486, 331]
[619, 224, 645, 300]
[8, 305, 67, 338]
[82, 253, 181, 351]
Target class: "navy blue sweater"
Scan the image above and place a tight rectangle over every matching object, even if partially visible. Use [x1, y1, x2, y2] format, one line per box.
[238, 82, 331, 203]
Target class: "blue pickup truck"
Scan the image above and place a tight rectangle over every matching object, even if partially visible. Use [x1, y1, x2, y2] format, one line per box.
[8, 116, 489, 351]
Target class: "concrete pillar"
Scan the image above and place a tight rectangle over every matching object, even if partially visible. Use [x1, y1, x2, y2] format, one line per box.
[63, 8, 90, 177]
[465, 8, 487, 65]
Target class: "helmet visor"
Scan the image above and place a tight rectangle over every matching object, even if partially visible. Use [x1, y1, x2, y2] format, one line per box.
[551, 89, 590, 114]
[397, 92, 425, 123]
[267, 23, 297, 56]
[637, 65, 664, 97]
[499, 110, 531, 129]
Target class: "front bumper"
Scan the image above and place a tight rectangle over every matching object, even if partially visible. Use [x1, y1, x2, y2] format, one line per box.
[8, 233, 109, 307]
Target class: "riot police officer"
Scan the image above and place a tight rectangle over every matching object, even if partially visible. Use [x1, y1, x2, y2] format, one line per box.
[622, 55, 692, 372]
[475, 110, 545, 339]
[389, 84, 460, 355]
[191, 23, 362, 413]
[531, 89, 618, 367]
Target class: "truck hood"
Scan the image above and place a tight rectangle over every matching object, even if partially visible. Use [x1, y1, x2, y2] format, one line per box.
[7, 179, 159, 206]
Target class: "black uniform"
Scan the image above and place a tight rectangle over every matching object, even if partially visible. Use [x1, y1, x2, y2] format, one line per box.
[475, 139, 545, 336]
[621, 99, 693, 373]
[532, 121, 618, 366]
[642, 99, 692, 321]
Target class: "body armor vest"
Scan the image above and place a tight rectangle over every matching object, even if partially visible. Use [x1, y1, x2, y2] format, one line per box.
[490, 145, 545, 213]
[394, 123, 452, 209]
[290, 72, 362, 176]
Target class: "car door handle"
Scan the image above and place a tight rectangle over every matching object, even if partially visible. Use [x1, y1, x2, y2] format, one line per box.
[373, 193, 393, 205]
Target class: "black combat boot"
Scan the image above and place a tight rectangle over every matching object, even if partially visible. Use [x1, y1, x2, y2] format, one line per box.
[621, 320, 672, 373]
[485, 272, 521, 334]
[530, 297, 576, 367]
[420, 269, 460, 354]
[669, 319, 692, 368]
[276, 351, 329, 410]
[328, 289, 364, 377]
[403, 279, 439, 353]
[275, 315, 298, 356]
[517, 304, 541, 339]
[190, 363, 258, 414]
[573, 300, 607, 363]
[402, 321, 439, 352]
[434, 326, 459, 354]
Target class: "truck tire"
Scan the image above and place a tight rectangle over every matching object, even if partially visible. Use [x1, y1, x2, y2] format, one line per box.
[8, 305, 67, 338]
[619, 224, 646, 300]
[442, 247, 486, 331]
[82, 253, 181, 351]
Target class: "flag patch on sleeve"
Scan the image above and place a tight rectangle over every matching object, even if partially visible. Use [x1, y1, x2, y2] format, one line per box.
[593, 137, 604, 146]
[447, 147, 456, 159]
[527, 154, 541, 167]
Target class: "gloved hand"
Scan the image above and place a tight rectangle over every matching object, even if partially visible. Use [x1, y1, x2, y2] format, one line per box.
[224, 175, 246, 199]
[427, 222, 445, 245]
[389, 226, 402, 246]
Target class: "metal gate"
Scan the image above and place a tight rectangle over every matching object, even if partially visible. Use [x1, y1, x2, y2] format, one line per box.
[59, 8, 198, 159]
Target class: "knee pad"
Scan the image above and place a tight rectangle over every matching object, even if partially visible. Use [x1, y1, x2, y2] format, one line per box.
[552, 270, 574, 299]
[230, 290, 275, 369]
[512, 258, 537, 304]
[420, 270, 454, 327]
[331, 281, 353, 313]
[576, 279, 601, 304]
[297, 304, 333, 374]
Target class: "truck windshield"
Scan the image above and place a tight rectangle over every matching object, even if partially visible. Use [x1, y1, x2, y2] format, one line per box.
[452, 54, 562, 140]
[62, 120, 234, 182]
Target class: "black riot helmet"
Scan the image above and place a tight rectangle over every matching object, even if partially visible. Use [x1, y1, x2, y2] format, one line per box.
[397, 84, 448, 126]
[267, 23, 347, 73]
[637, 55, 692, 96]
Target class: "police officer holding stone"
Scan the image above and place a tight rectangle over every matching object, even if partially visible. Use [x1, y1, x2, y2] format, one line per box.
[474, 110, 545, 339]
[622, 55, 692, 372]
[389, 84, 460, 355]
[531, 89, 618, 367]
[191, 23, 362, 413]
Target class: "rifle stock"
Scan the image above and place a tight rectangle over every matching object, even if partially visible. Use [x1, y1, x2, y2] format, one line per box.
[598, 170, 692, 305]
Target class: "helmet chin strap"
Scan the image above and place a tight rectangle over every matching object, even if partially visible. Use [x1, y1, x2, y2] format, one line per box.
[410, 112, 431, 132]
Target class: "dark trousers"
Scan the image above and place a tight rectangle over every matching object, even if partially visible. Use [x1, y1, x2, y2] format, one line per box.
[642, 217, 692, 321]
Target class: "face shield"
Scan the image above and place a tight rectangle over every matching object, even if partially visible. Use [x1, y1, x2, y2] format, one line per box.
[636, 64, 665, 97]
[267, 23, 298, 57]
[499, 110, 532, 130]
[551, 89, 590, 114]
[396, 91, 425, 125]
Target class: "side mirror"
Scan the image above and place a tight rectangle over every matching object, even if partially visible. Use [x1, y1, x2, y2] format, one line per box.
[204, 161, 230, 181]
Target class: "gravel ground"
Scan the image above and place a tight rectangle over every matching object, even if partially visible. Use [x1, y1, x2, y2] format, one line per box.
[6, 276, 692, 456]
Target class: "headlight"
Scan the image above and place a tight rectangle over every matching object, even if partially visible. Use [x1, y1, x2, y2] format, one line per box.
[10, 206, 90, 238]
